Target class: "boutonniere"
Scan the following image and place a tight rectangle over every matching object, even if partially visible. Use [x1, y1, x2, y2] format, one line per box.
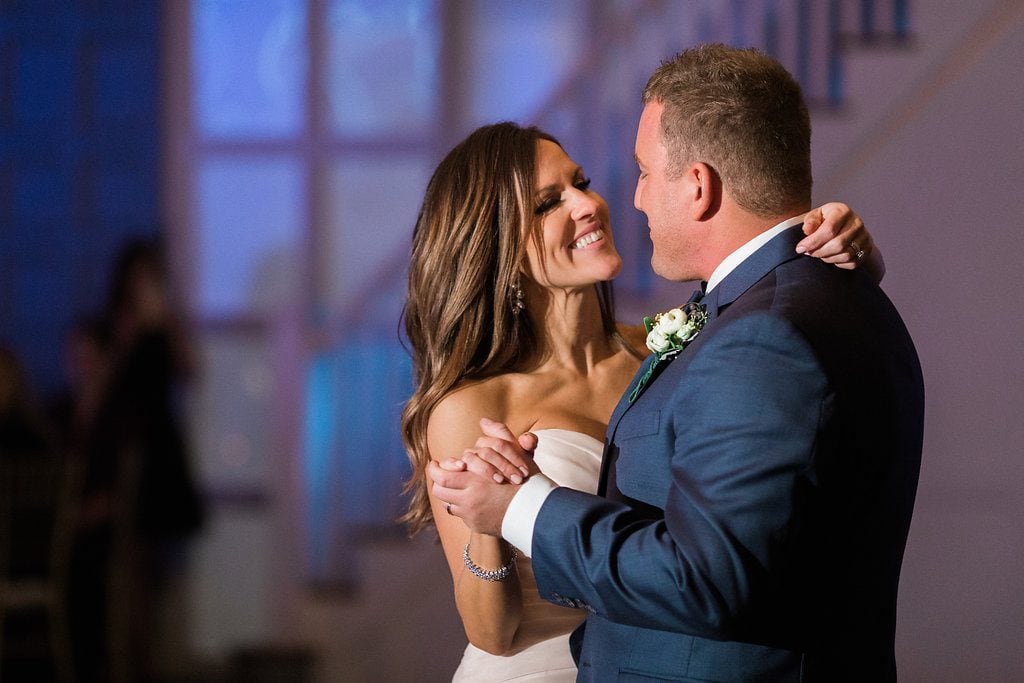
[628, 301, 708, 403]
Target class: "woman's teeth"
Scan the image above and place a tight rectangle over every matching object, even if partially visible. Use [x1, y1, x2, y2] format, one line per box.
[572, 230, 603, 249]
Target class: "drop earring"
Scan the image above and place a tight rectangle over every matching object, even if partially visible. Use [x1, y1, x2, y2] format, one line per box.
[511, 279, 525, 315]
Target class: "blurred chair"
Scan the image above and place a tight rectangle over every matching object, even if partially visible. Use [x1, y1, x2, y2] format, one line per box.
[0, 455, 80, 682]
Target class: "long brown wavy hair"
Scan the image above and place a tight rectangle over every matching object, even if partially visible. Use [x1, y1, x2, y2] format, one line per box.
[400, 122, 621, 535]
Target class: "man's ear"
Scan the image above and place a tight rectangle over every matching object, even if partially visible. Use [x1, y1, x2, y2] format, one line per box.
[686, 162, 717, 221]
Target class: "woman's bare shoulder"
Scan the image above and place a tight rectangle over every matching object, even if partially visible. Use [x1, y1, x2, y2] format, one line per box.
[426, 377, 511, 453]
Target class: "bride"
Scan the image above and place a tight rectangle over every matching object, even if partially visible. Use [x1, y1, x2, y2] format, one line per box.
[400, 122, 879, 681]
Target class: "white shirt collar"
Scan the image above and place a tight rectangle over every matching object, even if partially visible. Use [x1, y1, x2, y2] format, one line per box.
[705, 213, 807, 293]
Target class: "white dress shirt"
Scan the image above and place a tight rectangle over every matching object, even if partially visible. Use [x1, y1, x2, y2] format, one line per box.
[502, 213, 808, 556]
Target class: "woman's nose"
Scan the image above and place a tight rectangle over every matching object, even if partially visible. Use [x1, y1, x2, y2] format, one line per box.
[569, 189, 598, 221]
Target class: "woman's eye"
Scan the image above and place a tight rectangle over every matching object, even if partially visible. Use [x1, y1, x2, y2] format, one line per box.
[534, 177, 591, 214]
[534, 197, 559, 215]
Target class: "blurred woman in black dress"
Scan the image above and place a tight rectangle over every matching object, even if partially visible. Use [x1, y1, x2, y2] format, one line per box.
[68, 240, 204, 682]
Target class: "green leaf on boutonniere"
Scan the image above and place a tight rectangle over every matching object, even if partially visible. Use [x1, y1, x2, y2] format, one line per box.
[627, 302, 707, 403]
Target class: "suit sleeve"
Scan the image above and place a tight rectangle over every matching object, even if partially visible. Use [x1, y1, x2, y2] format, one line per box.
[531, 312, 830, 639]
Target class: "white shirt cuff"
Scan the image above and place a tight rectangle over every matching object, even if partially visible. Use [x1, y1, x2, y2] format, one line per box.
[501, 474, 558, 558]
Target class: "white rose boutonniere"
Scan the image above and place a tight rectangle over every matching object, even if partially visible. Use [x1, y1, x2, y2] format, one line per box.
[645, 305, 704, 354]
[629, 301, 708, 403]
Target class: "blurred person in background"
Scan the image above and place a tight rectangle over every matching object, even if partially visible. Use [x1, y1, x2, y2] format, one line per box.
[0, 346, 53, 461]
[0, 346, 63, 678]
[67, 239, 204, 682]
[48, 316, 112, 461]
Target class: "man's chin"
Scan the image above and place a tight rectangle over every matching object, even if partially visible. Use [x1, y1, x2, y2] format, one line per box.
[650, 258, 691, 283]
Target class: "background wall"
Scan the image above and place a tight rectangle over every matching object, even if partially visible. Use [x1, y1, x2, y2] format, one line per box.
[0, 2, 161, 392]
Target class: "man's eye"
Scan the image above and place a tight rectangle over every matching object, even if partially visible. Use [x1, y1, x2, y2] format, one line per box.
[575, 177, 592, 191]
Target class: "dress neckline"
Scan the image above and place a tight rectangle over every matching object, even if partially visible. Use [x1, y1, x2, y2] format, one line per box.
[531, 428, 605, 449]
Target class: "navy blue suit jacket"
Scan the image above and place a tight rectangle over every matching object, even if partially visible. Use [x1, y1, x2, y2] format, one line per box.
[531, 226, 924, 682]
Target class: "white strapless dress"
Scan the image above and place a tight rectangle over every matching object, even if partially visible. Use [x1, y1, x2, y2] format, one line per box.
[451, 429, 603, 682]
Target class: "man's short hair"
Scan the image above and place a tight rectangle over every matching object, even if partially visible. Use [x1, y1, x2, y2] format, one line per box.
[642, 43, 812, 217]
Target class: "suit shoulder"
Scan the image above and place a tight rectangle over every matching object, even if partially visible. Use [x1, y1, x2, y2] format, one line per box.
[738, 257, 884, 319]
[731, 259, 918, 377]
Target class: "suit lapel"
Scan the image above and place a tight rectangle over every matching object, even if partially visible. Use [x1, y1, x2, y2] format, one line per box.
[600, 352, 656, 495]
[606, 283, 707, 431]
[606, 354, 654, 437]
[706, 224, 806, 320]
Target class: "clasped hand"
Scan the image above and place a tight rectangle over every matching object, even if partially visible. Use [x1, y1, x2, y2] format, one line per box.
[427, 418, 541, 536]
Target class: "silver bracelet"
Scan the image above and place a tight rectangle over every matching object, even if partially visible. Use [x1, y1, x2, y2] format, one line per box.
[463, 543, 518, 582]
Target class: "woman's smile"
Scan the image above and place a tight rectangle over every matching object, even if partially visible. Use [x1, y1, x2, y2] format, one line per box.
[571, 228, 605, 250]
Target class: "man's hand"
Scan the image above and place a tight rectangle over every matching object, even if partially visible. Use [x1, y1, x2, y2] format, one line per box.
[428, 460, 518, 536]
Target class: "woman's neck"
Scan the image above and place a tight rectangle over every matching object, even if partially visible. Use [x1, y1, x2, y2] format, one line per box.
[524, 284, 616, 373]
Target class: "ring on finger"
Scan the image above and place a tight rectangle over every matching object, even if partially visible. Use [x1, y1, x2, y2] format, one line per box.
[850, 241, 865, 260]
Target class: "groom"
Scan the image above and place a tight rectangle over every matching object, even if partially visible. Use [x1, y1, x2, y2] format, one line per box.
[429, 44, 924, 681]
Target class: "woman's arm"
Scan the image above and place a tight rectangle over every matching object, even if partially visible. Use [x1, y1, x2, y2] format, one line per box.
[426, 387, 525, 655]
[798, 202, 886, 283]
